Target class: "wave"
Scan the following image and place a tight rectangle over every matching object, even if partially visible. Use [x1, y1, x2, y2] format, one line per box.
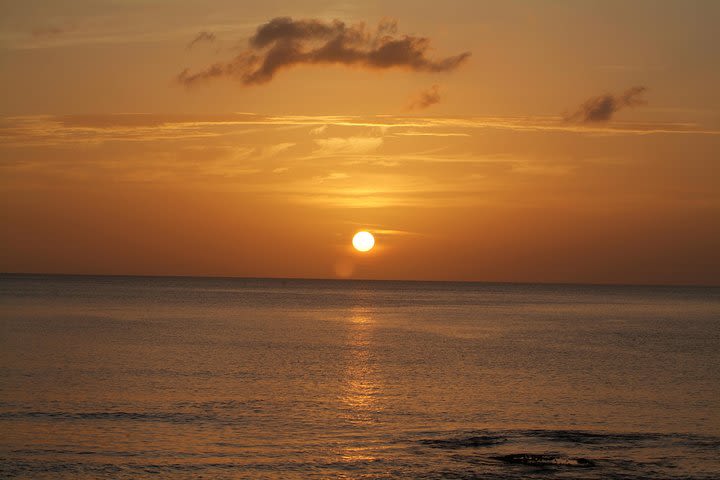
[419, 434, 506, 449]
[0, 411, 219, 424]
[492, 453, 595, 468]
[3, 426, 719, 479]
[409, 428, 720, 479]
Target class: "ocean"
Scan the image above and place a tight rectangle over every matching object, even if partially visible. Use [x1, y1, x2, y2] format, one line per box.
[1, 274, 719, 479]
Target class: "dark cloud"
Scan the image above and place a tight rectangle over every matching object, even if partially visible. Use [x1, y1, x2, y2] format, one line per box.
[567, 86, 648, 123]
[178, 17, 470, 86]
[407, 84, 441, 110]
[187, 31, 216, 50]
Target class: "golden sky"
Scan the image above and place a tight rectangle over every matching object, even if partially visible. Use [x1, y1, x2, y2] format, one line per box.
[1, 0, 719, 284]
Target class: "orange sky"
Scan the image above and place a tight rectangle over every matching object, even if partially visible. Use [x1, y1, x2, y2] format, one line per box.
[1, 0, 719, 285]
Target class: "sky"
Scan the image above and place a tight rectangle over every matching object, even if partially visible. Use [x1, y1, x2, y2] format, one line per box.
[1, 0, 719, 285]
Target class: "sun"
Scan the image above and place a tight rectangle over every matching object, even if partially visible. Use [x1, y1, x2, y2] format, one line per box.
[352, 231, 375, 252]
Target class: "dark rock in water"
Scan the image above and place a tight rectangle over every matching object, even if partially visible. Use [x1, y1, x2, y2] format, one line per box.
[493, 453, 595, 468]
[420, 435, 506, 449]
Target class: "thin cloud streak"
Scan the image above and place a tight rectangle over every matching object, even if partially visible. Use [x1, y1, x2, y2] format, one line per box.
[391, 131, 470, 137]
[187, 31, 216, 49]
[313, 136, 383, 156]
[2, 113, 719, 148]
[31, 26, 70, 38]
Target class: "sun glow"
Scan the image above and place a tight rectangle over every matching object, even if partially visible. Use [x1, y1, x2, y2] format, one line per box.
[352, 231, 375, 252]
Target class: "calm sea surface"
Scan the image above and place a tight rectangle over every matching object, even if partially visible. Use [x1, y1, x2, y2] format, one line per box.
[1, 275, 719, 479]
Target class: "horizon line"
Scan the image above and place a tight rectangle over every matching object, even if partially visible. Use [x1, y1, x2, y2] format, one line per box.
[1, 272, 717, 289]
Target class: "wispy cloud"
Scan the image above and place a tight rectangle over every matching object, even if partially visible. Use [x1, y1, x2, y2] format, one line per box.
[371, 228, 420, 236]
[313, 136, 383, 156]
[31, 26, 72, 38]
[3, 113, 717, 213]
[407, 84, 441, 111]
[187, 31, 216, 49]
[2, 113, 718, 150]
[177, 17, 471, 86]
[313, 172, 350, 183]
[341, 222, 423, 237]
[309, 125, 328, 136]
[392, 131, 470, 137]
[566, 86, 648, 123]
[262, 142, 296, 157]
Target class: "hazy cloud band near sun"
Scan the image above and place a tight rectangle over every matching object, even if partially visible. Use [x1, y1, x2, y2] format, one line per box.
[177, 17, 471, 86]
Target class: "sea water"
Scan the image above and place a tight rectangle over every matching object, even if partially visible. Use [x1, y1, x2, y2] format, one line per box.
[1, 275, 719, 478]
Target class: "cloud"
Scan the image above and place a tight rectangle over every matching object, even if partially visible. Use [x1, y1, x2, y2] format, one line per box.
[392, 131, 470, 137]
[31, 26, 71, 38]
[313, 136, 383, 156]
[3, 112, 718, 150]
[261, 142, 296, 157]
[310, 125, 328, 135]
[313, 172, 350, 183]
[177, 17, 470, 86]
[370, 228, 420, 236]
[187, 31, 216, 49]
[567, 86, 648, 123]
[407, 84, 441, 110]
